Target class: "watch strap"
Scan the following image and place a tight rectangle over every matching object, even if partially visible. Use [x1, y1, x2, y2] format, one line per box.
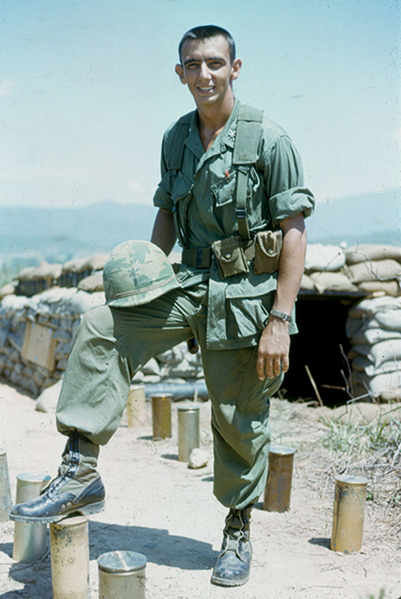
[270, 309, 292, 323]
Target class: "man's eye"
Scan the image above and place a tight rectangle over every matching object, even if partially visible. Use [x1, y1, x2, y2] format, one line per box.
[209, 62, 223, 69]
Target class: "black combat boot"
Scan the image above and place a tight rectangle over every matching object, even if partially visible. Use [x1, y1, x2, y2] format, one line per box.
[211, 504, 253, 587]
[10, 433, 105, 524]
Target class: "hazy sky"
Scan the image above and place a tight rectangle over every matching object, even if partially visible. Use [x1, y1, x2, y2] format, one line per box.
[1, 0, 400, 209]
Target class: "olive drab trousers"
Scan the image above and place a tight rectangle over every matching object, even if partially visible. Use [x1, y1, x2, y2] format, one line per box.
[56, 283, 283, 509]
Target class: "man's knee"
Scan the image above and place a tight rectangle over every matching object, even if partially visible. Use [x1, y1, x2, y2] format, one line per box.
[78, 305, 114, 340]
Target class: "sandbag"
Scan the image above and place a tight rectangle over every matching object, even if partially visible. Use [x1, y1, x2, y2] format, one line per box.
[82, 253, 109, 272]
[300, 274, 315, 291]
[141, 357, 160, 376]
[358, 280, 400, 297]
[61, 257, 88, 274]
[0, 283, 15, 300]
[305, 243, 345, 272]
[347, 259, 401, 283]
[351, 370, 400, 399]
[309, 271, 357, 294]
[35, 379, 63, 413]
[78, 272, 104, 292]
[27, 288, 77, 308]
[348, 296, 401, 318]
[352, 355, 400, 376]
[31, 262, 62, 279]
[163, 358, 200, 379]
[0, 295, 30, 312]
[347, 326, 401, 345]
[346, 244, 401, 265]
[350, 339, 401, 368]
[67, 290, 105, 314]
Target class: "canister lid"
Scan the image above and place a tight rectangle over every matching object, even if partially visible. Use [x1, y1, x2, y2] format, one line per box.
[97, 550, 147, 573]
[335, 474, 368, 486]
[177, 403, 200, 412]
[269, 445, 296, 456]
[16, 473, 51, 483]
[151, 393, 172, 399]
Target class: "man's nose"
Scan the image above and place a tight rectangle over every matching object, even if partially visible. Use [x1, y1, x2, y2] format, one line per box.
[198, 62, 211, 80]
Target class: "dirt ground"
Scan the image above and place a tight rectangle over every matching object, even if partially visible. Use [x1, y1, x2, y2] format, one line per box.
[0, 381, 400, 599]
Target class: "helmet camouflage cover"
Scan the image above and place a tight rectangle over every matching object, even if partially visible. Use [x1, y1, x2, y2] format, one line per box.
[103, 240, 180, 308]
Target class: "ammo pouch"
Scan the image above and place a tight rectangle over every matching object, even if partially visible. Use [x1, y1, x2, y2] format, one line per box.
[212, 236, 249, 279]
[254, 230, 283, 274]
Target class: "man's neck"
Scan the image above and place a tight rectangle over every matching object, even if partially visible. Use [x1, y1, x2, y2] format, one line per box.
[197, 96, 236, 151]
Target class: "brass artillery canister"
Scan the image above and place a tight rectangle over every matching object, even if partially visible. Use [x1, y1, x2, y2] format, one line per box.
[13, 473, 51, 562]
[151, 393, 172, 440]
[0, 448, 12, 522]
[50, 515, 90, 599]
[98, 550, 147, 599]
[263, 446, 296, 512]
[127, 385, 147, 429]
[331, 474, 368, 553]
[177, 405, 200, 462]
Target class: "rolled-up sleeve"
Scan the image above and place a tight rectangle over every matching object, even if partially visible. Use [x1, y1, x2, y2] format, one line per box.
[264, 135, 315, 226]
[152, 134, 174, 212]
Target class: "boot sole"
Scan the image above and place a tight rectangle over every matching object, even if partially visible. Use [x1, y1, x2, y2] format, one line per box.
[9, 499, 106, 524]
[211, 573, 250, 587]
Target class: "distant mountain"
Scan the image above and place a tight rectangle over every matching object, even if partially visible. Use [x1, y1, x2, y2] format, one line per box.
[0, 190, 399, 268]
[0, 202, 156, 261]
[306, 189, 400, 246]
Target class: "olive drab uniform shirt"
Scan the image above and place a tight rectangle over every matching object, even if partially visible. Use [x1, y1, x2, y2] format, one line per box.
[153, 100, 315, 350]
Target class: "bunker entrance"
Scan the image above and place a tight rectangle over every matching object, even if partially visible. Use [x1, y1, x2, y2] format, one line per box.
[281, 293, 362, 408]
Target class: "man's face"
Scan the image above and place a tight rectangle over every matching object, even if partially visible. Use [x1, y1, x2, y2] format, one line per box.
[175, 36, 241, 109]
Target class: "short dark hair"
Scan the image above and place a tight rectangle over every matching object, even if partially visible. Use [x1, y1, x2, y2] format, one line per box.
[178, 25, 236, 65]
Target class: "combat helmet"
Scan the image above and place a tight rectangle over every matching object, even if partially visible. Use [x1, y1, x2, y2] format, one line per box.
[103, 240, 180, 308]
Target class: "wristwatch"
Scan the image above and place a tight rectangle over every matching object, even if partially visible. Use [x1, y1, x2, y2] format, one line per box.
[270, 309, 292, 323]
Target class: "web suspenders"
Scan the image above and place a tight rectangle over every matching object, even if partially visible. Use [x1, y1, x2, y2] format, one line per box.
[166, 104, 264, 247]
[232, 105, 264, 241]
[166, 113, 193, 249]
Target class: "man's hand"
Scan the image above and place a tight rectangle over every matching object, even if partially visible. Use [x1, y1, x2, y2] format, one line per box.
[256, 213, 306, 380]
[257, 317, 290, 380]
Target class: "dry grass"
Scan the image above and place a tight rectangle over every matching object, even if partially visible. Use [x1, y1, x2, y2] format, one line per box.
[313, 406, 401, 546]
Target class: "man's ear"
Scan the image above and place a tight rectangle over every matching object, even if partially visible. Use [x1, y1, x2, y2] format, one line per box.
[230, 58, 242, 82]
[175, 64, 186, 85]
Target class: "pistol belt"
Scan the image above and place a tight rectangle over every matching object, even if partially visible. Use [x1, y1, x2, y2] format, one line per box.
[182, 239, 255, 269]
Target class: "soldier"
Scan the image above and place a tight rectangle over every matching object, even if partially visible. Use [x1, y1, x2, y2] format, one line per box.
[10, 25, 314, 587]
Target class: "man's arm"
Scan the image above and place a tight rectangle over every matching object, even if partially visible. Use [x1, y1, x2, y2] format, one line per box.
[256, 213, 306, 380]
[151, 208, 177, 256]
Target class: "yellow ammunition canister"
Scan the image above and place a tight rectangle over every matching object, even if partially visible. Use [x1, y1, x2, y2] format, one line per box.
[12, 473, 51, 562]
[0, 448, 12, 522]
[263, 446, 296, 512]
[331, 474, 368, 554]
[177, 405, 200, 462]
[151, 393, 172, 440]
[49, 515, 90, 599]
[127, 385, 147, 429]
[98, 550, 147, 599]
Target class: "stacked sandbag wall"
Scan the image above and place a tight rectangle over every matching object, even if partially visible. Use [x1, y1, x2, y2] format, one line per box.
[344, 244, 401, 297]
[0, 289, 105, 397]
[14, 254, 108, 297]
[344, 245, 401, 401]
[0, 290, 204, 401]
[302, 243, 401, 296]
[346, 296, 401, 401]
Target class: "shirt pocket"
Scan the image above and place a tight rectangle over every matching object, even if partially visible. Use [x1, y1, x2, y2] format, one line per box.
[210, 170, 237, 207]
[225, 272, 277, 340]
[210, 167, 262, 208]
